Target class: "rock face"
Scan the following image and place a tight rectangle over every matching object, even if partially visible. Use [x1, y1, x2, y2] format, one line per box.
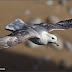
[64, 41, 72, 52]
[27, 18, 42, 25]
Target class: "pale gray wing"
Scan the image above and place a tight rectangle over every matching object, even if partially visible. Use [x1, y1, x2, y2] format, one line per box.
[0, 27, 39, 48]
[38, 19, 72, 32]
[6, 18, 28, 31]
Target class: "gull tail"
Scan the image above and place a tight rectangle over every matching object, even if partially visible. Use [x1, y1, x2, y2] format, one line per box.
[0, 36, 18, 49]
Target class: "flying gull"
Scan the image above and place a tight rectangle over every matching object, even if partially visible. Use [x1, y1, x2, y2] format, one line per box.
[0, 18, 72, 48]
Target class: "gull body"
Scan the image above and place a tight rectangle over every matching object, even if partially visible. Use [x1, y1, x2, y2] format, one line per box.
[0, 18, 72, 48]
[30, 30, 57, 45]
[29, 24, 58, 45]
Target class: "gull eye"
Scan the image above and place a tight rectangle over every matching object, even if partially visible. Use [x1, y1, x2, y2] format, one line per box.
[52, 37, 54, 39]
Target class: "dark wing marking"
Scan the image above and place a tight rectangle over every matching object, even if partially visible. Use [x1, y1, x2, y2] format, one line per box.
[6, 18, 28, 31]
[38, 19, 72, 32]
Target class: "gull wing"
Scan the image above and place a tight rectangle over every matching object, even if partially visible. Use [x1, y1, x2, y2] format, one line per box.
[38, 19, 72, 32]
[6, 18, 28, 31]
[0, 27, 39, 48]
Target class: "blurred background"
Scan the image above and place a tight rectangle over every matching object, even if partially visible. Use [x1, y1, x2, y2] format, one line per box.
[0, 0, 72, 71]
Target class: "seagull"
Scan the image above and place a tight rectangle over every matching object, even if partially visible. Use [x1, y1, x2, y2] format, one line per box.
[0, 18, 72, 48]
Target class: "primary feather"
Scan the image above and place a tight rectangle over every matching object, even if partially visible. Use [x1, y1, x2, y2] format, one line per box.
[38, 19, 72, 32]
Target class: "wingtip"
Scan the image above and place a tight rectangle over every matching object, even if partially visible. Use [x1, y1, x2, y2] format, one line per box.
[57, 19, 72, 24]
[6, 25, 15, 31]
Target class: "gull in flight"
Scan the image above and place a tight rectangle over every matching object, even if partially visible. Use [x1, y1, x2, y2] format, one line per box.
[0, 18, 72, 48]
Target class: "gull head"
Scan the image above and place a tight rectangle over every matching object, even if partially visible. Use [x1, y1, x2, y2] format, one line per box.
[48, 34, 59, 46]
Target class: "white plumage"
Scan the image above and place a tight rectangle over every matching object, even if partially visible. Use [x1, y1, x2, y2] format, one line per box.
[0, 18, 72, 48]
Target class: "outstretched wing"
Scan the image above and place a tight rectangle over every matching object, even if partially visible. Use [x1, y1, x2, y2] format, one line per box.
[6, 18, 28, 31]
[38, 19, 72, 32]
[0, 27, 39, 48]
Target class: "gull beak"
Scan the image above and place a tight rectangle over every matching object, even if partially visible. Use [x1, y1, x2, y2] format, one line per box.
[54, 41, 59, 46]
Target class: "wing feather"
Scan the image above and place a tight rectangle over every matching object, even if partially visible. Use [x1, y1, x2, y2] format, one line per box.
[0, 27, 39, 48]
[39, 19, 72, 32]
[6, 18, 28, 31]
